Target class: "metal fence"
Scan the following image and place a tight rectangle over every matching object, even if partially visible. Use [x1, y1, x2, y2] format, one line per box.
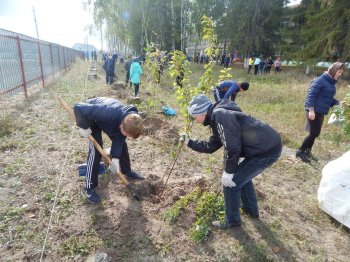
[0, 28, 82, 98]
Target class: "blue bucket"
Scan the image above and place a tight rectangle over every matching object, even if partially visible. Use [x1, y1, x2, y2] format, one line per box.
[78, 162, 105, 176]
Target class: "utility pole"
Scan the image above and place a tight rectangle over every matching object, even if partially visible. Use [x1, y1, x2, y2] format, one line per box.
[100, 21, 103, 51]
[32, 6, 40, 40]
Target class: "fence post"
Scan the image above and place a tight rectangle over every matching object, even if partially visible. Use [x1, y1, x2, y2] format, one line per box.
[49, 44, 54, 80]
[57, 46, 61, 71]
[37, 40, 45, 88]
[16, 36, 28, 98]
[63, 47, 67, 71]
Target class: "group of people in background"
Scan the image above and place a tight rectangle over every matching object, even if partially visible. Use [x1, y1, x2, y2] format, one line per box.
[81, 50, 98, 62]
[193, 50, 240, 66]
[102, 52, 143, 96]
[248, 56, 281, 75]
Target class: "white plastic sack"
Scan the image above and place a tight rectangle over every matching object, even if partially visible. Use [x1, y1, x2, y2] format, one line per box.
[318, 151, 350, 228]
[328, 112, 345, 125]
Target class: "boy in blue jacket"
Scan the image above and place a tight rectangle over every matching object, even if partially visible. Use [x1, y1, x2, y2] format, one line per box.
[213, 80, 249, 102]
[74, 97, 144, 203]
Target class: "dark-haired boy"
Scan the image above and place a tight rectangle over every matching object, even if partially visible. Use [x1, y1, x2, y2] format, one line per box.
[213, 80, 249, 102]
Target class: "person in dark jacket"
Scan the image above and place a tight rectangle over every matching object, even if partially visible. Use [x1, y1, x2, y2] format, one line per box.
[180, 95, 282, 229]
[124, 59, 132, 87]
[74, 97, 144, 203]
[213, 80, 249, 102]
[104, 53, 117, 85]
[265, 57, 273, 73]
[296, 62, 345, 163]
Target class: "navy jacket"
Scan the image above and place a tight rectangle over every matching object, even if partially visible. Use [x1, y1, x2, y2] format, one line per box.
[188, 100, 282, 173]
[106, 57, 116, 74]
[214, 80, 240, 101]
[73, 97, 138, 158]
[305, 72, 339, 115]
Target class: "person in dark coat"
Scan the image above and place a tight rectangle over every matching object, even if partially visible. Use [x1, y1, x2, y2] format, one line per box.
[266, 57, 273, 73]
[105, 53, 117, 85]
[124, 59, 132, 87]
[213, 80, 249, 102]
[180, 95, 282, 229]
[74, 97, 144, 203]
[296, 62, 345, 163]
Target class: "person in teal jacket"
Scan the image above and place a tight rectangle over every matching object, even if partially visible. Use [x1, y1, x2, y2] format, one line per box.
[130, 59, 143, 96]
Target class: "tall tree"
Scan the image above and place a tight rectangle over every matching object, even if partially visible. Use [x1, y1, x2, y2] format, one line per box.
[224, 0, 286, 57]
[282, 0, 350, 62]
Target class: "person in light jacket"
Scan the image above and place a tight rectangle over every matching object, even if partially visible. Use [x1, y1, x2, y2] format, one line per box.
[130, 59, 143, 96]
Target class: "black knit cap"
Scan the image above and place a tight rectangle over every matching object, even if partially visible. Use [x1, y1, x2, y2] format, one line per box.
[240, 82, 249, 91]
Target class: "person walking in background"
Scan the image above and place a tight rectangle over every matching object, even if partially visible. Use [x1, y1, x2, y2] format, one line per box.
[213, 80, 249, 102]
[259, 58, 266, 74]
[104, 53, 117, 85]
[130, 58, 143, 96]
[124, 59, 132, 87]
[102, 52, 107, 62]
[266, 57, 274, 73]
[221, 53, 226, 66]
[254, 56, 261, 75]
[296, 62, 345, 163]
[74, 97, 144, 203]
[84, 51, 89, 61]
[247, 56, 254, 74]
[224, 55, 230, 68]
[274, 57, 282, 73]
[179, 95, 282, 229]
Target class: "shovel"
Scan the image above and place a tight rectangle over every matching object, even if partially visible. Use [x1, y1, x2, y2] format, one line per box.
[58, 97, 141, 201]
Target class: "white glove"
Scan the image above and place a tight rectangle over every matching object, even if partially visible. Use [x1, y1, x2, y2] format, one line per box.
[221, 171, 236, 188]
[179, 132, 190, 145]
[109, 158, 120, 174]
[78, 127, 92, 138]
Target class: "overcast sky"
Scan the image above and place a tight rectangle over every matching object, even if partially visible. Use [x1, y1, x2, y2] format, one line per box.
[0, 0, 103, 49]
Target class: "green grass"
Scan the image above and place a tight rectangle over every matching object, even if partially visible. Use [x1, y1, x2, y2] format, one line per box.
[0, 114, 14, 137]
[59, 231, 102, 257]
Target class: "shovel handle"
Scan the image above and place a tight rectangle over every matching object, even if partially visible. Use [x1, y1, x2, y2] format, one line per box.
[58, 98, 130, 186]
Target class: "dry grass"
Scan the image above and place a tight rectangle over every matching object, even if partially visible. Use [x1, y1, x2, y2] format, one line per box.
[0, 60, 349, 261]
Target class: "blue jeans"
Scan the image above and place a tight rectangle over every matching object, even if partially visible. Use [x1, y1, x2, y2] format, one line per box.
[223, 148, 281, 224]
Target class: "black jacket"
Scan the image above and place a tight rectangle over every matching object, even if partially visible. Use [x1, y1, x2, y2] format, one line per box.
[124, 60, 132, 71]
[74, 97, 138, 158]
[188, 100, 281, 173]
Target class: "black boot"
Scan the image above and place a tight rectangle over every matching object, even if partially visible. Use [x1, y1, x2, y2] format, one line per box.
[305, 148, 318, 162]
[296, 149, 310, 163]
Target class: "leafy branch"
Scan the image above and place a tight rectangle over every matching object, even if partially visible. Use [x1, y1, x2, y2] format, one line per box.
[197, 16, 220, 94]
[169, 50, 197, 133]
